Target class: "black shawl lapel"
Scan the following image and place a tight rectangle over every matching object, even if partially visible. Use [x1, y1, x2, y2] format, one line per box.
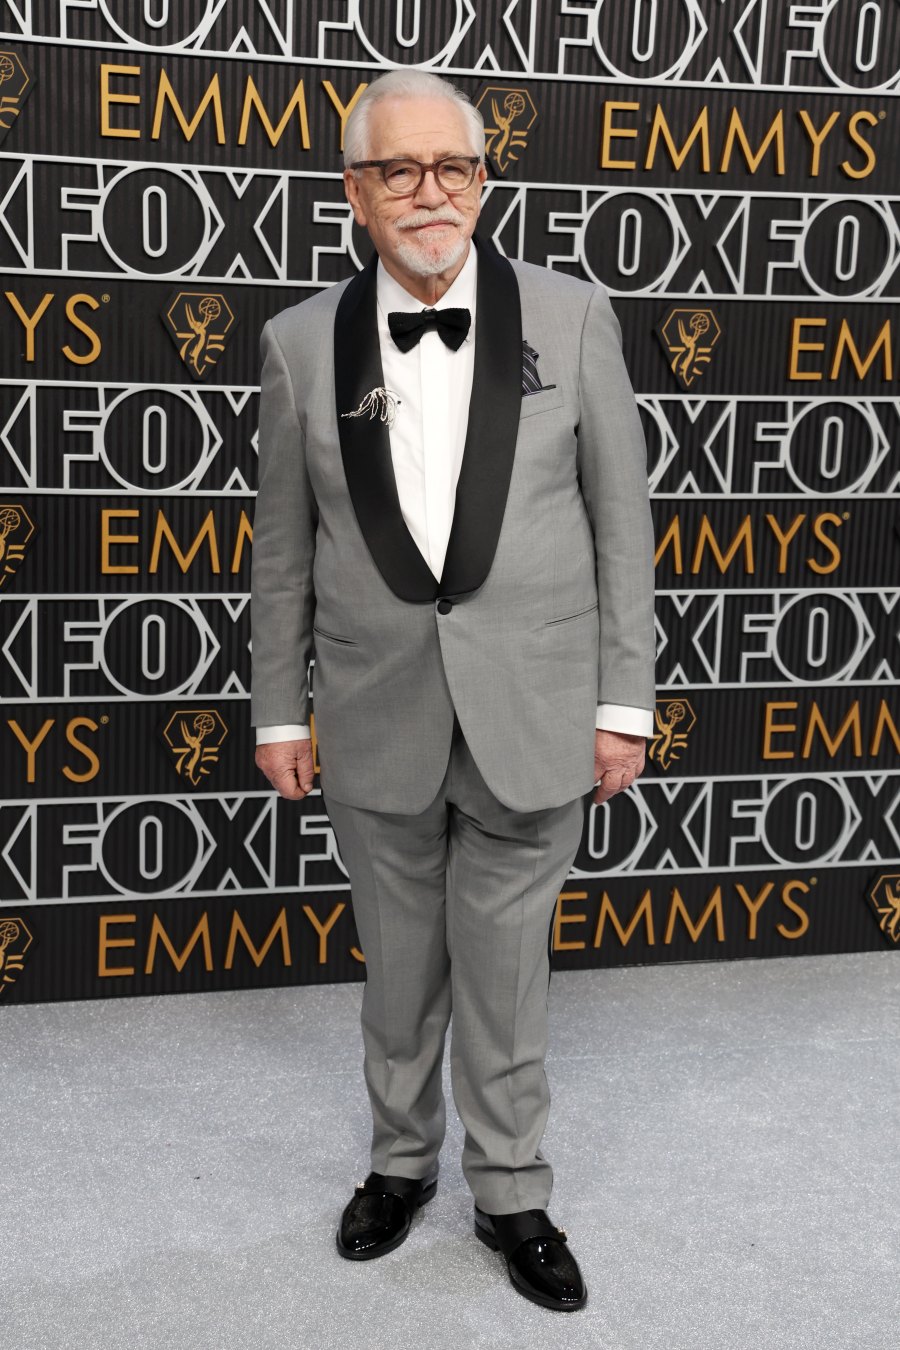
[334, 253, 438, 602]
[333, 234, 522, 605]
[440, 234, 522, 598]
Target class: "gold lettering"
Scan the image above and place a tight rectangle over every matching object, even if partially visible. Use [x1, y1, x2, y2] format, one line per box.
[8, 718, 54, 782]
[788, 316, 827, 381]
[870, 701, 900, 756]
[802, 701, 862, 760]
[238, 76, 310, 148]
[762, 702, 798, 761]
[553, 891, 587, 951]
[828, 318, 893, 382]
[151, 69, 225, 144]
[644, 105, 710, 172]
[664, 886, 725, 944]
[62, 294, 102, 365]
[230, 510, 252, 574]
[99, 63, 141, 138]
[777, 880, 810, 940]
[691, 514, 754, 575]
[224, 908, 291, 969]
[310, 713, 321, 776]
[808, 512, 843, 575]
[63, 717, 100, 783]
[719, 108, 785, 175]
[654, 515, 683, 572]
[765, 513, 806, 573]
[840, 110, 878, 180]
[5, 291, 54, 362]
[101, 508, 140, 575]
[599, 100, 639, 170]
[735, 882, 775, 942]
[593, 889, 655, 947]
[797, 109, 841, 177]
[145, 913, 213, 973]
[321, 80, 368, 151]
[302, 902, 346, 964]
[98, 913, 136, 977]
[149, 509, 220, 574]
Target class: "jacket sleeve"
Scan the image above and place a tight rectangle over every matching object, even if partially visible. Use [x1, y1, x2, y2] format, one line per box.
[250, 318, 318, 727]
[575, 284, 656, 715]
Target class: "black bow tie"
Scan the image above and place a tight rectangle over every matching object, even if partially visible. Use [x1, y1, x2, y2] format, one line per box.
[388, 307, 471, 353]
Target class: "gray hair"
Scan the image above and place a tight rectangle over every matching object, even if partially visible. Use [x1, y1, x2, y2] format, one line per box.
[343, 70, 485, 167]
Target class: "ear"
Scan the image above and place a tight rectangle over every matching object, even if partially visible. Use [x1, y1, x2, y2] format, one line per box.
[343, 170, 368, 227]
[474, 162, 487, 215]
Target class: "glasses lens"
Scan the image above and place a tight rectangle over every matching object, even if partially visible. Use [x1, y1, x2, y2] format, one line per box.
[382, 160, 422, 193]
[435, 157, 476, 190]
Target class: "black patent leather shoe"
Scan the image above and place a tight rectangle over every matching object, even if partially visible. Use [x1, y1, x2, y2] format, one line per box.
[336, 1170, 438, 1261]
[474, 1206, 587, 1311]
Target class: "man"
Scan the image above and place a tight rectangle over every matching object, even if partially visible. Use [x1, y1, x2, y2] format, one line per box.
[251, 69, 655, 1313]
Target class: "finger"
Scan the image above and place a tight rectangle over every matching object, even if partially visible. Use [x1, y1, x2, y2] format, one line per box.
[271, 766, 306, 800]
[593, 769, 630, 805]
[296, 750, 314, 794]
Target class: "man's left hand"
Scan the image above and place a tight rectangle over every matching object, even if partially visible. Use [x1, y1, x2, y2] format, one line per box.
[593, 729, 646, 804]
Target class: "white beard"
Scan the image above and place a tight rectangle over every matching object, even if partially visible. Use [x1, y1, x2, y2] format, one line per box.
[394, 226, 469, 277]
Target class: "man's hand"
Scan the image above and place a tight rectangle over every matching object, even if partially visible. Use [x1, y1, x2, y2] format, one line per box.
[593, 729, 646, 805]
[255, 739, 315, 800]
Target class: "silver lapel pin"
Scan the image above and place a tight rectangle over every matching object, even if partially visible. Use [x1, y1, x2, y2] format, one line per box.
[341, 386, 401, 429]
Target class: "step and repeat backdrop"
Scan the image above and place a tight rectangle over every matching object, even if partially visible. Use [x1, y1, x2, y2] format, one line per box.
[1, 1, 898, 1002]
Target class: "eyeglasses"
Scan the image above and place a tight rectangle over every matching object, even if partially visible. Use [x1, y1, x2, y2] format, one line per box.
[348, 156, 482, 195]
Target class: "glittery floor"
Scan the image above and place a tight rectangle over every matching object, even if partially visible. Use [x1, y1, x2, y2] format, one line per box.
[3, 951, 898, 1350]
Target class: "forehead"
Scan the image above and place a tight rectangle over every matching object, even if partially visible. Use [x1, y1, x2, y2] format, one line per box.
[366, 96, 472, 156]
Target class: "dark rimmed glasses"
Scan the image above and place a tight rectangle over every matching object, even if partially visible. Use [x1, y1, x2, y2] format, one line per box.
[348, 155, 482, 195]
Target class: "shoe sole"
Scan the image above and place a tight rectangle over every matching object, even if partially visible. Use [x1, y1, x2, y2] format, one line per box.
[473, 1218, 587, 1312]
[335, 1178, 438, 1262]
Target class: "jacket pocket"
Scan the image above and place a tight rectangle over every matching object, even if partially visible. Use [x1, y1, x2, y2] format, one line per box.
[544, 602, 599, 628]
[313, 626, 358, 647]
[519, 384, 565, 419]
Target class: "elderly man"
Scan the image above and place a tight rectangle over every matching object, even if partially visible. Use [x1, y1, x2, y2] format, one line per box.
[251, 69, 655, 1312]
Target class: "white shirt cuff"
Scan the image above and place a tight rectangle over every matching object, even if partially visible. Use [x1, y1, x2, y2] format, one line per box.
[256, 724, 310, 744]
[596, 703, 654, 738]
[259, 710, 653, 745]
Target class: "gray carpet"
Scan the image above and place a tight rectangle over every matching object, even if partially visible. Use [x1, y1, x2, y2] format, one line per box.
[3, 952, 898, 1350]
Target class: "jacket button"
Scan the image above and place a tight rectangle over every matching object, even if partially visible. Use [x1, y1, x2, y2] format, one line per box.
[437, 599, 453, 615]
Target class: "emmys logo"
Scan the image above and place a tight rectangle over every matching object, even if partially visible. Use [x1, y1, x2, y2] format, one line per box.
[0, 917, 33, 995]
[163, 291, 236, 380]
[656, 308, 722, 391]
[163, 709, 228, 786]
[649, 698, 697, 772]
[0, 50, 33, 144]
[0, 503, 35, 589]
[868, 875, 900, 945]
[476, 85, 537, 175]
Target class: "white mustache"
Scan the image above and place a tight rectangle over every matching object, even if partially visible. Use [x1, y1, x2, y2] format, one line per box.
[396, 209, 465, 230]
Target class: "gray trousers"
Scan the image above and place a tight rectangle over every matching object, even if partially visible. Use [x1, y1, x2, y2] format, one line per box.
[323, 717, 586, 1214]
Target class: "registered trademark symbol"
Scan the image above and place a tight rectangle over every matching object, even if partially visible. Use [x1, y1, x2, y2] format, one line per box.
[101, 294, 110, 303]
[100, 715, 109, 725]
[842, 512, 850, 520]
[809, 877, 818, 886]
[879, 111, 886, 120]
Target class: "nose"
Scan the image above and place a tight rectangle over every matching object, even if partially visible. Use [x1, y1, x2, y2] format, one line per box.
[412, 167, 448, 208]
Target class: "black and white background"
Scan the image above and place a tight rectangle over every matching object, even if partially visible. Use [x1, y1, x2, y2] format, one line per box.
[1, 0, 898, 1002]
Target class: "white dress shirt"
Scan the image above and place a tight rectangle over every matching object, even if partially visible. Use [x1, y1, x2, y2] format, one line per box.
[257, 246, 653, 745]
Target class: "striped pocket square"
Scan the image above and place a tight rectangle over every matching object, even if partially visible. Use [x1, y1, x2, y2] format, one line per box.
[522, 340, 557, 395]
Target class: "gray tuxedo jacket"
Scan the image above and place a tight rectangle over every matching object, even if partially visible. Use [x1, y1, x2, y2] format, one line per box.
[250, 236, 655, 814]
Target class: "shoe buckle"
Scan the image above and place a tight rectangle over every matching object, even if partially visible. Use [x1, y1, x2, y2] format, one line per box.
[557, 1227, 567, 1240]
[356, 1181, 365, 1192]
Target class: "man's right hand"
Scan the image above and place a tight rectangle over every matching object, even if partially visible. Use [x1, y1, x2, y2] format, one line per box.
[255, 739, 315, 800]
